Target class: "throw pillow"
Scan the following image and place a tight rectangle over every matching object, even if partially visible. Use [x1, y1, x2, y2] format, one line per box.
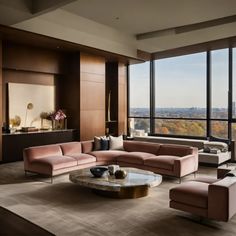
[94, 136, 102, 151]
[109, 135, 124, 150]
[101, 137, 109, 150]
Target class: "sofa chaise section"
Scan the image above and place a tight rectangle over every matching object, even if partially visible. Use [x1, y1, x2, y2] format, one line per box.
[23, 142, 96, 181]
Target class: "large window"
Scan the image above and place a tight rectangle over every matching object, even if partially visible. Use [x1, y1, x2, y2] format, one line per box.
[211, 49, 229, 139]
[129, 61, 150, 136]
[154, 52, 206, 137]
[233, 48, 236, 119]
[128, 46, 236, 141]
[129, 61, 150, 117]
[232, 48, 236, 140]
[211, 49, 229, 119]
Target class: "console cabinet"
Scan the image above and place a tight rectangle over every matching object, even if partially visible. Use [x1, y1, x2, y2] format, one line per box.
[2, 129, 76, 162]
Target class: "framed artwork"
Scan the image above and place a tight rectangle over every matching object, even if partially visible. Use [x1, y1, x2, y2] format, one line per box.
[8, 83, 55, 129]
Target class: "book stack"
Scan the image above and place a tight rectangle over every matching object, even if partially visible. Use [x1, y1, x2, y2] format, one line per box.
[21, 127, 39, 132]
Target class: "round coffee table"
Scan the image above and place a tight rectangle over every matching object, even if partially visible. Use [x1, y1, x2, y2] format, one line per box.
[69, 167, 162, 199]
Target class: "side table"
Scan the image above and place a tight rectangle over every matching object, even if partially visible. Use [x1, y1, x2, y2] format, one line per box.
[217, 163, 236, 179]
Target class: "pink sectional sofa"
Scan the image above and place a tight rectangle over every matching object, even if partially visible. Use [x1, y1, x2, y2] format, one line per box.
[169, 176, 236, 222]
[23, 140, 198, 182]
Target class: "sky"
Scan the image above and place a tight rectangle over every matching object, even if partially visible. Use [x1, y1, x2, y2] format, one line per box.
[129, 48, 235, 109]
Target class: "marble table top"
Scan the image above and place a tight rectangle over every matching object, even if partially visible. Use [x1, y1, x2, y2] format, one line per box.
[69, 167, 162, 192]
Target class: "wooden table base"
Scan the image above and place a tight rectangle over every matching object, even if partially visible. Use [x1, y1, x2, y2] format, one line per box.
[93, 186, 149, 199]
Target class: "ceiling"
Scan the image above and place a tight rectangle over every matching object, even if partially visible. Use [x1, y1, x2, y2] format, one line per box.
[62, 0, 236, 35]
[0, 0, 236, 57]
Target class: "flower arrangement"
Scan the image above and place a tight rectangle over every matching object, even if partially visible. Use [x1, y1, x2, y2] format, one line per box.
[51, 109, 67, 121]
[40, 110, 67, 130]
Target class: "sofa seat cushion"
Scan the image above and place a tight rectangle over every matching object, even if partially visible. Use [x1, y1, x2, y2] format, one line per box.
[89, 150, 127, 162]
[67, 153, 96, 165]
[170, 181, 209, 208]
[31, 156, 77, 170]
[117, 152, 157, 165]
[145, 155, 180, 171]
[60, 142, 82, 155]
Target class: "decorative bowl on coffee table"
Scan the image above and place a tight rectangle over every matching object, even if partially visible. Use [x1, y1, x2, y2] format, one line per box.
[90, 167, 108, 177]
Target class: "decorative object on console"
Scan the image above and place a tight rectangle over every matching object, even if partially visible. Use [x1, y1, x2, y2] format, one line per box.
[90, 167, 108, 178]
[115, 169, 127, 179]
[40, 111, 54, 130]
[51, 109, 67, 130]
[109, 135, 124, 150]
[21, 127, 39, 132]
[21, 103, 36, 132]
[9, 115, 21, 133]
[107, 90, 111, 122]
[24, 102, 33, 127]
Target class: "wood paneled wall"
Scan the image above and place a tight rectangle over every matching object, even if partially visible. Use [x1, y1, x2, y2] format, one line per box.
[0, 41, 2, 161]
[1, 43, 64, 125]
[3, 42, 65, 74]
[118, 63, 127, 135]
[80, 53, 105, 140]
[56, 53, 80, 137]
[106, 62, 127, 136]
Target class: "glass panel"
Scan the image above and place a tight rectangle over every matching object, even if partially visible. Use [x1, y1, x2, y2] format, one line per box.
[129, 118, 150, 137]
[232, 123, 236, 141]
[211, 121, 228, 139]
[211, 49, 228, 119]
[129, 62, 150, 117]
[233, 48, 236, 118]
[155, 52, 206, 118]
[155, 119, 206, 137]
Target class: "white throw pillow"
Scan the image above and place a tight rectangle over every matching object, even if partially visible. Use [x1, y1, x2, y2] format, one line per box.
[109, 135, 124, 150]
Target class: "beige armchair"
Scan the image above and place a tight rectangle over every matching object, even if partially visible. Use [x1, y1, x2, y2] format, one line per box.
[169, 176, 236, 222]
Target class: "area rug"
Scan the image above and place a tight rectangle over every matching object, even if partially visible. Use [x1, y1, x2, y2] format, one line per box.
[1, 162, 236, 236]
[0, 206, 55, 236]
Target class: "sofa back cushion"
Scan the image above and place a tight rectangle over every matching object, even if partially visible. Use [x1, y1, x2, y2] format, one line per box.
[60, 142, 82, 155]
[158, 144, 193, 157]
[81, 140, 94, 153]
[123, 141, 160, 155]
[24, 144, 62, 162]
